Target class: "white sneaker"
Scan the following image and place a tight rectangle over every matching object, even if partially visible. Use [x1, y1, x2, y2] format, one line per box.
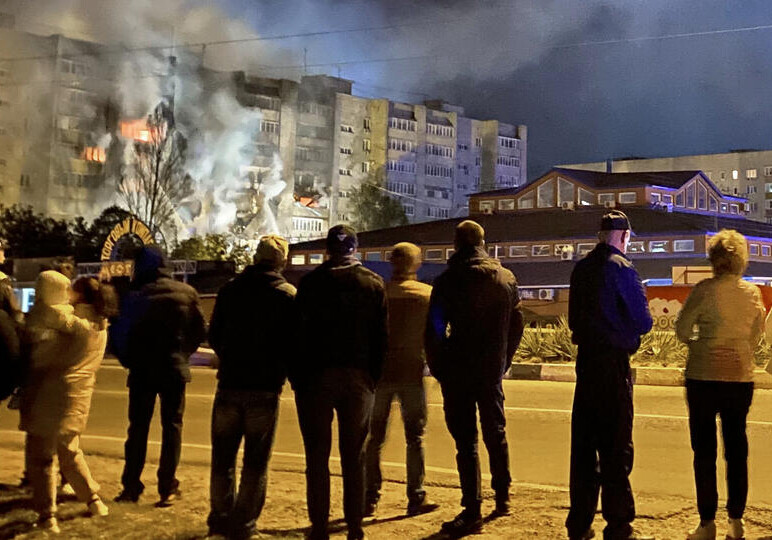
[687, 520, 716, 540]
[726, 517, 744, 540]
[38, 516, 61, 534]
[88, 497, 109, 517]
[58, 483, 76, 497]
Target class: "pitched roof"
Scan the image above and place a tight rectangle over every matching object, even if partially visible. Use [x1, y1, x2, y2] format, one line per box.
[291, 206, 772, 251]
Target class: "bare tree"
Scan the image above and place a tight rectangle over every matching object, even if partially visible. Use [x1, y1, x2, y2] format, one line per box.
[117, 103, 192, 237]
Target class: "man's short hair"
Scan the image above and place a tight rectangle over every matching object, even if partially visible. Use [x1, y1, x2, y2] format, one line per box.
[253, 234, 289, 269]
[390, 242, 422, 275]
[600, 210, 631, 231]
[455, 220, 485, 249]
[326, 224, 358, 256]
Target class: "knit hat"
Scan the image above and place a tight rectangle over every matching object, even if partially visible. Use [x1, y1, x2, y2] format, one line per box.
[390, 242, 422, 276]
[35, 270, 71, 307]
[455, 220, 485, 249]
[253, 234, 289, 269]
[326, 224, 358, 256]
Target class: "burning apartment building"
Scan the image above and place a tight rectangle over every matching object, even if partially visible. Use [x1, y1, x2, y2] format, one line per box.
[0, 20, 527, 246]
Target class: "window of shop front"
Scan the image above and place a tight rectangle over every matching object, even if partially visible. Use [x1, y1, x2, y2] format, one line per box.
[509, 245, 529, 258]
[673, 240, 695, 252]
[532, 245, 550, 257]
[518, 191, 535, 209]
[578, 188, 594, 206]
[628, 241, 646, 253]
[619, 192, 637, 204]
[649, 241, 669, 253]
[537, 179, 555, 207]
[558, 177, 575, 206]
[498, 198, 515, 211]
[750, 244, 760, 256]
[425, 249, 444, 261]
[308, 254, 324, 265]
[576, 243, 595, 256]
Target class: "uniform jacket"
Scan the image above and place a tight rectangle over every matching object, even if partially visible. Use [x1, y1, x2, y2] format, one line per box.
[382, 278, 432, 386]
[20, 272, 107, 436]
[675, 275, 765, 382]
[208, 265, 296, 393]
[425, 246, 524, 384]
[569, 242, 653, 354]
[291, 255, 387, 390]
[114, 270, 206, 386]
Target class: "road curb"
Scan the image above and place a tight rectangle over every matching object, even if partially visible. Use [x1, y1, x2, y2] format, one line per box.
[507, 362, 772, 388]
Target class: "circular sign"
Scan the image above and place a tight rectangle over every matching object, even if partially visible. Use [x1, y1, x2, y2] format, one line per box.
[100, 217, 154, 261]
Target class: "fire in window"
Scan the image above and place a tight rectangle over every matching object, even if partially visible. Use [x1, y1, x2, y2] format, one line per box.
[83, 146, 106, 163]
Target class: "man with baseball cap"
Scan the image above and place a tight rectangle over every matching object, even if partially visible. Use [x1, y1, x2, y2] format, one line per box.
[291, 225, 388, 540]
[566, 211, 653, 540]
[206, 235, 296, 539]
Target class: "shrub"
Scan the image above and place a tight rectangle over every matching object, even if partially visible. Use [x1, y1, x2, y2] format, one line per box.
[631, 331, 687, 367]
[515, 325, 551, 362]
[542, 315, 577, 362]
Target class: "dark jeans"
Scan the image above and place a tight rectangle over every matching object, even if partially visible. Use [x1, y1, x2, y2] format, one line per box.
[295, 368, 375, 539]
[440, 378, 510, 512]
[566, 348, 635, 540]
[120, 380, 186, 497]
[686, 379, 754, 522]
[207, 389, 280, 539]
[365, 382, 427, 505]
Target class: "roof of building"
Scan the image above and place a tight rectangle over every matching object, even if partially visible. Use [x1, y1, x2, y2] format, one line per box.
[290, 206, 772, 251]
[469, 168, 743, 199]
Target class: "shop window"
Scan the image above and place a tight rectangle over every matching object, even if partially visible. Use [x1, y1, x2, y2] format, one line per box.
[509, 245, 529, 258]
[498, 199, 515, 211]
[532, 245, 550, 257]
[628, 241, 646, 253]
[619, 192, 637, 204]
[308, 254, 324, 265]
[537, 179, 555, 208]
[518, 191, 535, 209]
[649, 241, 669, 253]
[673, 240, 695, 252]
[425, 249, 444, 261]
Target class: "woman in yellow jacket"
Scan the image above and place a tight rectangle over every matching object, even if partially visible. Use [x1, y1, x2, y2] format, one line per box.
[675, 230, 766, 540]
[20, 272, 117, 534]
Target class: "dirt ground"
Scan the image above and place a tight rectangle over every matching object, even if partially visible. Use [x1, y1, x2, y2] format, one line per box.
[2, 443, 772, 539]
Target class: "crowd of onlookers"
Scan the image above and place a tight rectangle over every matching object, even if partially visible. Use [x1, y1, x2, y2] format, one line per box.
[0, 211, 768, 540]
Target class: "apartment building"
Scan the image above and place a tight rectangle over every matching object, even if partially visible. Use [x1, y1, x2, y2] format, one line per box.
[564, 150, 772, 223]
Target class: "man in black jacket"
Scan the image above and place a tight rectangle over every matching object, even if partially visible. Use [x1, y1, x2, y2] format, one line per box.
[425, 220, 524, 536]
[113, 246, 206, 507]
[292, 225, 387, 540]
[206, 235, 296, 540]
[566, 211, 653, 540]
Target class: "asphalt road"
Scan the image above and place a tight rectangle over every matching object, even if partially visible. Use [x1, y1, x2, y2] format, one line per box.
[4, 365, 772, 506]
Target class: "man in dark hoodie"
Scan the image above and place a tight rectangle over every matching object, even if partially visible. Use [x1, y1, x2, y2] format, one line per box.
[113, 245, 206, 507]
[206, 235, 296, 540]
[425, 220, 524, 537]
[566, 211, 653, 540]
[292, 224, 387, 540]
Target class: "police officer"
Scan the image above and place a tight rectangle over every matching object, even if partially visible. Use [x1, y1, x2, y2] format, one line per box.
[566, 210, 654, 540]
[425, 220, 524, 537]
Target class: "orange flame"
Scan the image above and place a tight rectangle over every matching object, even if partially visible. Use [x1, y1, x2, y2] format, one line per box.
[83, 146, 106, 163]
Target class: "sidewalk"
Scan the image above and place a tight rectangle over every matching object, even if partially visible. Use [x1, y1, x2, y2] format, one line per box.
[2, 443, 772, 539]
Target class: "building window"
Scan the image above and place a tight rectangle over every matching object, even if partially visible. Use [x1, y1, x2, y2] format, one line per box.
[554, 243, 573, 257]
[557, 177, 575, 205]
[425, 164, 453, 178]
[746, 186, 758, 195]
[387, 160, 416, 174]
[765, 166, 772, 177]
[578, 188, 594, 206]
[498, 199, 515, 211]
[387, 182, 416, 195]
[537, 179, 555, 208]
[363, 139, 371, 152]
[598, 193, 615, 204]
[518, 191, 535, 209]
[363, 118, 371, 131]
[425, 249, 444, 261]
[698, 184, 708, 210]
[475, 155, 482, 166]
[497, 156, 520, 167]
[673, 240, 695, 252]
[766, 183, 772, 193]
[732, 170, 739, 180]
[403, 204, 415, 216]
[308, 254, 324, 265]
[19, 174, 30, 187]
[427, 207, 449, 218]
[260, 120, 279, 133]
[763, 245, 771, 257]
[747, 169, 758, 179]
[649, 240, 669, 253]
[479, 200, 494, 213]
[730, 204, 739, 214]
[339, 168, 352, 176]
[365, 252, 382, 262]
[340, 124, 354, 133]
[498, 136, 519, 149]
[750, 244, 760, 256]
[426, 123, 454, 137]
[425, 143, 453, 158]
[488, 245, 501, 259]
[619, 192, 637, 204]
[388, 117, 417, 132]
[662, 194, 673, 205]
[720, 202, 728, 213]
[676, 192, 685, 207]
[509, 245, 528, 258]
[389, 138, 416, 152]
[340, 147, 352, 155]
[628, 241, 646, 253]
[362, 162, 370, 173]
[300, 102, 332, 116]
[291, 254, 306, 265]
[474, 137, 482, 147]
[651, 193, 661, 204]
[532, 245, 550, 257]
[686, 183, 696, 208]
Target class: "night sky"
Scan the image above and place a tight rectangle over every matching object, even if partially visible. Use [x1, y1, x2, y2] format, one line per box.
[223, 0, 772, 179]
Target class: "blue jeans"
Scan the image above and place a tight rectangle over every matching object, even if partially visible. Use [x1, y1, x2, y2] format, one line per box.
[207, 389, 279, 539]
[365, 382, 427, 505]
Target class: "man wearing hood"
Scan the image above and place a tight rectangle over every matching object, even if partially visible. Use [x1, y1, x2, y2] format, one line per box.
[291, 224, 387, 540]
[113, 245, 206, 507]
[206, 235, 296, 540]
[425, 220, 524, 536]
[364, 242, 437, 518]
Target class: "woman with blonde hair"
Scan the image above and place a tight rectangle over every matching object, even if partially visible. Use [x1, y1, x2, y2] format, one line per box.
[676, 229, 766, 540]
[20, 272, 117, 533]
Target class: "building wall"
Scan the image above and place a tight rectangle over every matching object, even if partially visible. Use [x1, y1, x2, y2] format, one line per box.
[564, 151, 772, 222]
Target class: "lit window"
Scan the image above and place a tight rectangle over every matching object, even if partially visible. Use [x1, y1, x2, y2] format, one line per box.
[732, 170, 739, 180]
[488, 245, 501, 258]
[619, 192, 637, 204]
[686, 183, 696, 208]
[763, 245, 771, 257]
[578, 188, 594, 206]
[662, 194, 673, 205]
[649, 241, 669, 253]
[365, 252, 382, 262]
[532, 245, 550, 257]
[730, 204, 739, 214]
[308, 254, 324, 265]
[537, 179, 555, 208]
[576, 243, 595, 256]
[509, 245, 528, 258]
[747, 169, 758, 179]
[363, 139, 371, 152]
[498, 199, 515, 211]
[518, 191, 535, 209]
[720, 202, 728, 213]
[479, 200, 494, 213]
[628, 241, 646, 253]
[425, 249, 444, 261]
[650, 193, 661, 204]
[554, 244, 573, 256]
[598, 193, 615, 204]
[750, 244, 760, 256]
[673, 240, 695, 252]
[291, 254, 306, 265]
[558, 178, 575, 205]
[445, 248, 455, 259]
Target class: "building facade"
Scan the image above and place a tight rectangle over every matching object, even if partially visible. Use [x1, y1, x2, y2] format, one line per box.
[564, 151, 772, 223]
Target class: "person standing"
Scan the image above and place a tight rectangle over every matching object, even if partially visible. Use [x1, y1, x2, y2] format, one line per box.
[206, 236, 296, 540]
[425, 220, 524, 536]
[675, 230, 764, 540]
[291, 225, 387, 540]
[0, 238, 8, 281]
[364, 242, 438, 517]
[113, 246, 206, 507]
[566, 210, 654, 540]
[20, 273, 116, 534]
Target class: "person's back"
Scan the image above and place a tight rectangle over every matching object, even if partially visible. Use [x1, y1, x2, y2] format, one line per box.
[209, 264, 296, 392]
[383, 279, 432, 384]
